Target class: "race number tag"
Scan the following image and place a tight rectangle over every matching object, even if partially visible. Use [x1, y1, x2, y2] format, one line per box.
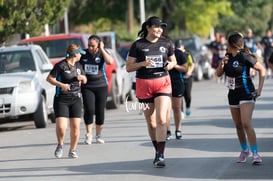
[145, 55, 163, 68]
[226, 76, 235, 90]
[84, 64, 99, 75]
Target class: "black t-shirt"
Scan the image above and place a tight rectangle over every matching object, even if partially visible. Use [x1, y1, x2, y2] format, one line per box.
[49, 59, 85, 97]
[261, 36, 273, 56]
[224, 52, 256, 91]
[169, 48, 187, 81]
[128, 37, 174, 79]
[80, 49, 108, 88]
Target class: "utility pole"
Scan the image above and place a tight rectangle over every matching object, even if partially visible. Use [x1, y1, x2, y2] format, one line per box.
[128, 0, 134, 34]
[139, 0, 145, 25]
[64, 8, 69, 34]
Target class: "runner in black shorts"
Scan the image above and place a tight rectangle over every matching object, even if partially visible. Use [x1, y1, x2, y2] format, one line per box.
[216, 32, 265, 164]
[126, 16, 177, 168]
[47, 44, 87, 159]
[166, 39, 187, 140]
[80, 35, 113, 144]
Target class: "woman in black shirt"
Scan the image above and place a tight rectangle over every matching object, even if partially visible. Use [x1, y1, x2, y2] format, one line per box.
[47, 44, 87, 159]
[216, 32, 265, 164]
[126, 16, 176, 168]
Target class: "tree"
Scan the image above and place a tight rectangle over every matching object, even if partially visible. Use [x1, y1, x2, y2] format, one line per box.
[0, 0, 70, 44]
[160, 0, 233, 38]
[216, 0, 273, 37]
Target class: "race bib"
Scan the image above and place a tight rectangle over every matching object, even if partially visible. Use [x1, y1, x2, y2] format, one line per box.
[84, 64, 99, 75]
[226, 76, 235, 90]
[145, 55, 163, 68]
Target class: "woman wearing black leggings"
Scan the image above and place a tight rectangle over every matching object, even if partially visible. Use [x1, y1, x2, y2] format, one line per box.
[80, 35, 113, 144]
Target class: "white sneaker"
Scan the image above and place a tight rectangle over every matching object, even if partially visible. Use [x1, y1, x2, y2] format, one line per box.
[95, 135, 105, 144]
[84, 134, 92, 145]
[181, 112, 185, 119]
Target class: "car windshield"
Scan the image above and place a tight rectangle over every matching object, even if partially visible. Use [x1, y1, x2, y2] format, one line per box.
[181, 38, 196, 51]
[0, 51, 35, 74]
[27, 39, 84, 59]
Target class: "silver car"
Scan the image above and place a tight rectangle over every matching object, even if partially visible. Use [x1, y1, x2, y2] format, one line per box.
[0, 45, 55, 128]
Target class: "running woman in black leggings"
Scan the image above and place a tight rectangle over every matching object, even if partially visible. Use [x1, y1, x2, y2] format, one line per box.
[80, 35, 113, 144]
[47, 44, 87, 158]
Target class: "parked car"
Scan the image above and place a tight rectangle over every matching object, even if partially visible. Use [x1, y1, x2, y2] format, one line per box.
[19, 33, 132, 109]
[118, 41, 132, 60]
[106, 48, 134, 107]
[176, 35, 214, 81]
[0, 44, 55, 128]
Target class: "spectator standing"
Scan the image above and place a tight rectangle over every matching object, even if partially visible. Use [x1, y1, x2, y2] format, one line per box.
[215, 34, 228, 83]
[210, 32, 221, 69]
[261, 29, 273, 78]
[244, 28, 257, 53]
[244, 28, 257, 78]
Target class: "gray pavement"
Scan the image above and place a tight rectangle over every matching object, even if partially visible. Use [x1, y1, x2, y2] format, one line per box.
[1, 78, 273, 181]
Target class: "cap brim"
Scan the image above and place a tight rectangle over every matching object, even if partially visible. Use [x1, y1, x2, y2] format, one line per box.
[160, 23, 167, 27]
[79, 49, 86, 55]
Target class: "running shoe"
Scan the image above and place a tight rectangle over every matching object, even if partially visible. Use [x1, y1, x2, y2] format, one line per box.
[68, 149, 78, 158]
[154, 154, 165, 168]
[252, 153, 262, 165]
[236, 150, 249, 163]
[166, 130, 171, 140]
[181, 112, 185, 119]
[84, 134, 92, 145]
[95, 135, 105, 144]
[186, 108, 191, 116]
[153, 152, 158, 165]
[54, 144, 63, 158]
[175, 130, 182, 139]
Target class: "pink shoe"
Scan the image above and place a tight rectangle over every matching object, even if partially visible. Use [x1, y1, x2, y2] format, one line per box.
[236, 150, 249, 163]
[252, 154, 262, 165]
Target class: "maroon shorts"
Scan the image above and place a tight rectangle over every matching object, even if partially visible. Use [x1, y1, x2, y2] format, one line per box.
[136, 75, 172, 103]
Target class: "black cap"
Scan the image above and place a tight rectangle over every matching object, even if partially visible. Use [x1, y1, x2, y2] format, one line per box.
[147, 16, 167, 28]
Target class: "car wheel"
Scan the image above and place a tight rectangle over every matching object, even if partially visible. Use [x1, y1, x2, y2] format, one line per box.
[127, 89, 137, 102]
[34, 95, 48, 128]
[106, 73, 120, 109]
[194, 64, 203, 81]
[204, 66, 215, 80]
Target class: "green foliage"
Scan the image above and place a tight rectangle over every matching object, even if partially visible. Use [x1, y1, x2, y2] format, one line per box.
[69, 0, 127, 24]
[1, 0, 273, 44]
[0, 0, 70, 44]
[170, 0, 232, 38]
[216, 0, 273, 37]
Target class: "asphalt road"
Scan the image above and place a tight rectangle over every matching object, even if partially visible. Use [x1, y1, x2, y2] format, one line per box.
[1, 77, 273, 181]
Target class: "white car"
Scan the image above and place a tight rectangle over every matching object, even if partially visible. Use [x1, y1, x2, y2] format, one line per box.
[105, 48, 134, 107]
[0, 45, 55, 128]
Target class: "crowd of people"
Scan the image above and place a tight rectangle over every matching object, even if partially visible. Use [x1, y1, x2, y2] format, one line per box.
[46, 16, 269, 169]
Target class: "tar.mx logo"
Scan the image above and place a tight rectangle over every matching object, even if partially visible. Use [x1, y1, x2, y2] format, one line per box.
[125, 96, 150, 112]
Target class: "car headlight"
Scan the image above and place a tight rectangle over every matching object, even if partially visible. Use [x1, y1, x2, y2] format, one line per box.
[18, 80, 35, 92]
